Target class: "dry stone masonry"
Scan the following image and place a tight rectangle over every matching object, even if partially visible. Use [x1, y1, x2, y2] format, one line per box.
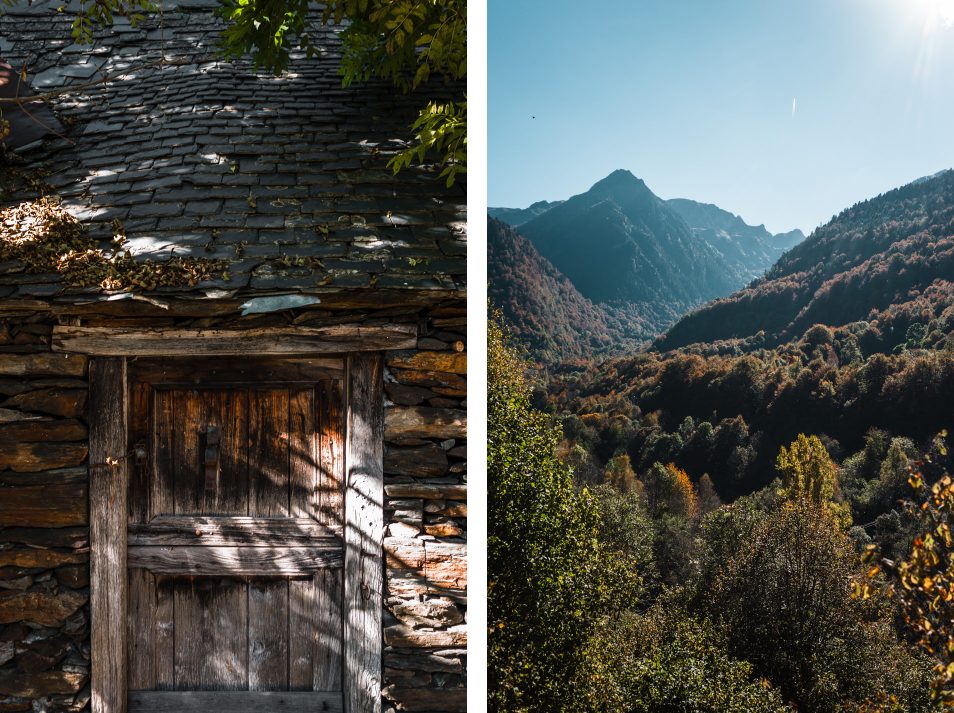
[0, 1, 466, 711]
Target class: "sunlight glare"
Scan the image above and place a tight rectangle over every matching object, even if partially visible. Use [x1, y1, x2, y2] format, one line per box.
[915, 0, 954, 30]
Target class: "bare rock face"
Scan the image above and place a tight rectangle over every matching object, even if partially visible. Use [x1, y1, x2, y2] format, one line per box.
[0, 355, 87, 378]
[392, 598, 464, 628]
[385, 443, 448, 477]
[0, 641, 14, 667]
[0, 591, 87, 627]
[383, 684, 467, 713]
[0, 671, 87, 697]
[1, 389, 87, 419]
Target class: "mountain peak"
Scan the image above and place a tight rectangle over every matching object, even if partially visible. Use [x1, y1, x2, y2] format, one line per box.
[587, 169, 658, 206]
[592, 168, 645, 190]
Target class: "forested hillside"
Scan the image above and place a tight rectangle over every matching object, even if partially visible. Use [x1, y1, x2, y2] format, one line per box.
[490, 171, 808, 357]
[491, 168, 954, 712]
[487, 217, 647, 362]
[659, 169, 954, 351]
[490, 315, 944, 713]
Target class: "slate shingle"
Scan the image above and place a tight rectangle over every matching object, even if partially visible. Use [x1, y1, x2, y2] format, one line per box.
[0, 0, 465, 302]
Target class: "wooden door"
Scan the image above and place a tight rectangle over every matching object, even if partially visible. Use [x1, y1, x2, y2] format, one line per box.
[124, 358, 346, 712]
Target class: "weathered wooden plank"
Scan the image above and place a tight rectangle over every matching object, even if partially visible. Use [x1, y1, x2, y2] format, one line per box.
[248, 389, 289, 517]
[127, 569, 156, 691]
[131, 358, 344, 386]
[171, 390, 203, 515]
[52, 325, 417, 356]
[248, 580, 288, 691]
[155, 578, 174, 691]
[88, 357, 128, 713]
[129, 517, 340, 547]
[152, 390, 175, 519]
[128, 381, 150, 525]
[0, 483, 88, 527]
[127, 545, 343, 575]
[172, 581, 206, 689]
[319, 380, 345, 528]
[128, 691, 344, 712]
[384, 406, 466, 439]
[315, 568, 343, 692]
[174, 578, 247, 690]
[345, 353, 384, 713]
[288, 578, 316, 691]
[289, 388, 317, 520]
[207, 389, 248, 515]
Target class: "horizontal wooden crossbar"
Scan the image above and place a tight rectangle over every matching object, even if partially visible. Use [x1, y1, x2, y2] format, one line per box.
[127, 545, 343, 575]
[129, 516, 342, 547]
[52, 324, 417, 356]
[128, 691, 344, 713]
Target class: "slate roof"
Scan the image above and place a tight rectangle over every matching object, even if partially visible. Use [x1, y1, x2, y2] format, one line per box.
[0, 0, 466, 305]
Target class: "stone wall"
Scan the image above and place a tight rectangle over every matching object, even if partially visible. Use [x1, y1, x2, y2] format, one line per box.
[0, 305, 466, 712]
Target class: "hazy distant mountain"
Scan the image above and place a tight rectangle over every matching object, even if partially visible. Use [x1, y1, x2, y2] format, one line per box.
[488, 217, 647, 362]
[666, 198, 805, 282]
[658, 169, 954, 351]
[514, 170, 741, 332]
[488, 200, 563, 228]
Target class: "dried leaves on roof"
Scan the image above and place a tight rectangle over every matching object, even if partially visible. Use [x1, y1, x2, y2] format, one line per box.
[1, 196, 227, 290]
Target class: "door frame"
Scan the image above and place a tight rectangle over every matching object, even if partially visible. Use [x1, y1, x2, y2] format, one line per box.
[86, 341, 389, 713]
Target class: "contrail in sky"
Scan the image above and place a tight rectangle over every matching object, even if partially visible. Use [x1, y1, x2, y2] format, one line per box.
[792, 97, 797, 117]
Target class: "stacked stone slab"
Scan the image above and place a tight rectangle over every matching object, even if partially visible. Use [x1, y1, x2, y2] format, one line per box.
[0, 0, 467, 710]
[0, 347, 92, 713]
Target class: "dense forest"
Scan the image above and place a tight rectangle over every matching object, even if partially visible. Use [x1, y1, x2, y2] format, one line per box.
[659, 169, 954, 351]
[487, 217, 649, 361]
[489, 168, 954, 712]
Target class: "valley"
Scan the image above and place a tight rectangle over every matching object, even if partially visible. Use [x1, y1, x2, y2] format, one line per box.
[490, 165, 954, 712]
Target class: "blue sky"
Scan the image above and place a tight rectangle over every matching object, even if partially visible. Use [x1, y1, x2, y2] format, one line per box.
[489, 0, 954, 235]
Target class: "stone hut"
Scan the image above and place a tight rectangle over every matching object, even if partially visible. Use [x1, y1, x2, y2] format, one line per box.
[0, 3, 467, 712]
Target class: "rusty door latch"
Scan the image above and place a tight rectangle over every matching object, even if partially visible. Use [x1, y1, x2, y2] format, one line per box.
[204, 426, 220, 494]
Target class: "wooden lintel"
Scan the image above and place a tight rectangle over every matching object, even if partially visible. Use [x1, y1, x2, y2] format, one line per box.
[52, 324, 418, 356]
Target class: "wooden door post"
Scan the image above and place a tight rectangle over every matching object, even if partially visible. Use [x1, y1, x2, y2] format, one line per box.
[344, 354, 384, 713]
[89, 357, 129, 713]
